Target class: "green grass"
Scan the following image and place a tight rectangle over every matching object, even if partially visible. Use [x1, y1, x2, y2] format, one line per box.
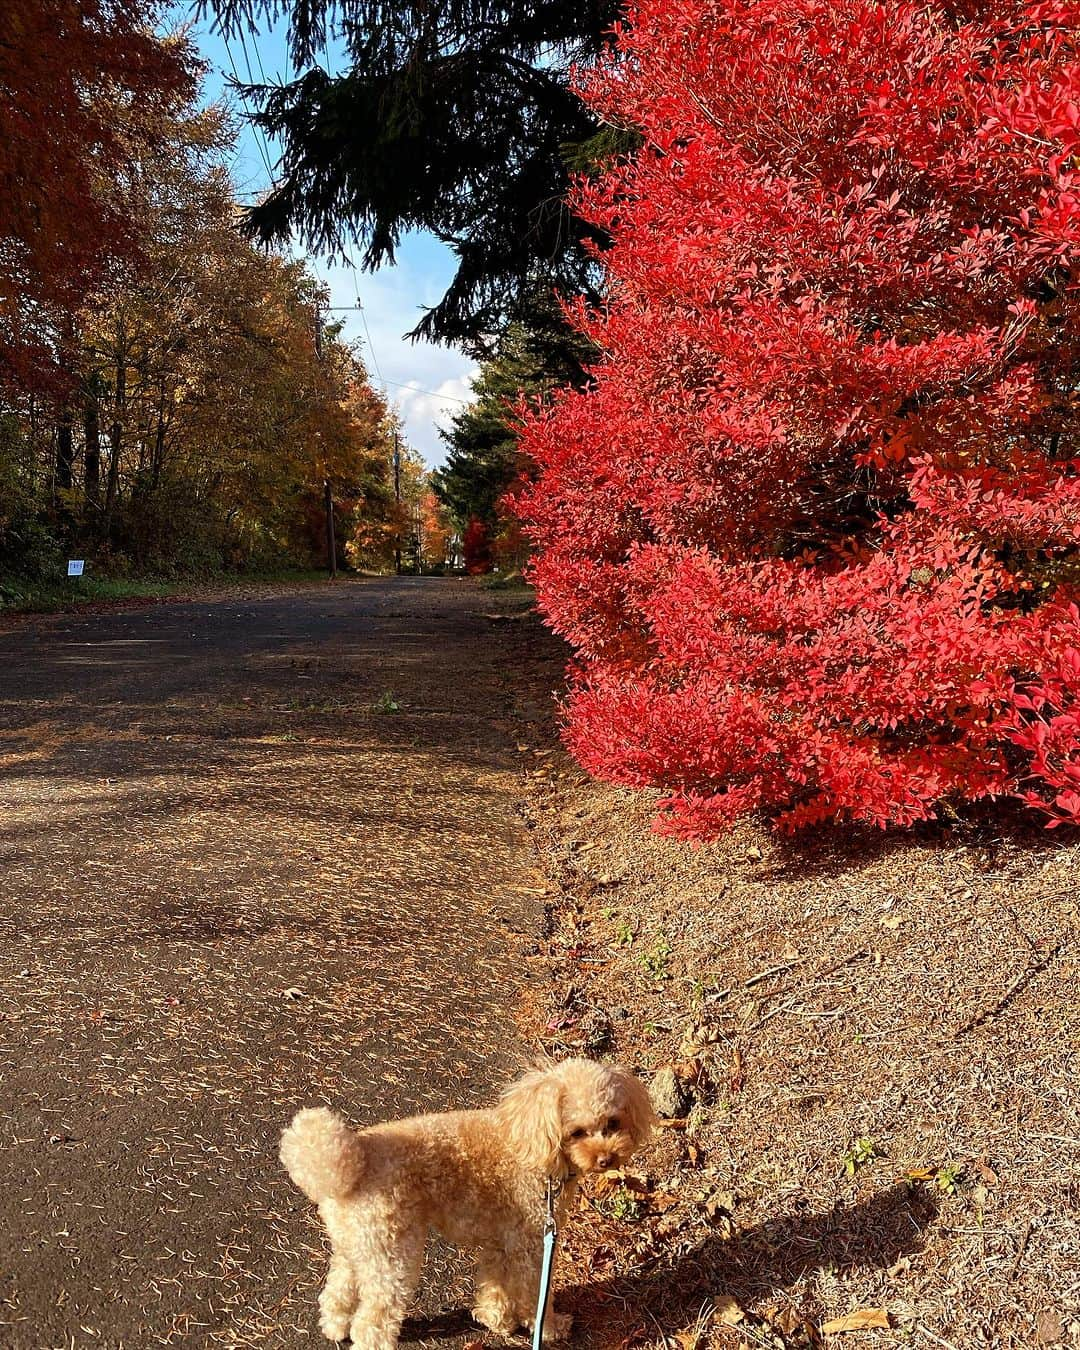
[371, 690, 402, 715]
[477, 572, 534, 592]
[0, 567, 332, 616]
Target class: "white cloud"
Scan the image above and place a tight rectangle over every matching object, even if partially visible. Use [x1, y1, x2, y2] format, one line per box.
[313, 239, 479, 469]
[395, 374, 478, 466]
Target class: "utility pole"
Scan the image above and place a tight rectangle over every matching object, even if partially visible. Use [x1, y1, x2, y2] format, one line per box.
[324, 479, 336, 578]
[393, 430, 402, 576]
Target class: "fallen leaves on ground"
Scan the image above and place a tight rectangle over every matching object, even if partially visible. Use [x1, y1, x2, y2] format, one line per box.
[713, 1295, 745, 1327]
[820, 1309, 890, 1333]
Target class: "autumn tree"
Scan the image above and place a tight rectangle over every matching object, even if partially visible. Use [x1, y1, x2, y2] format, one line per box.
[78, 178, 397, 573]
[0, 1, 194, 392]
[1, 41, 397, 589]
[416, 490, 453, 572]
[392, 442, 433, 574]
[345, 422, 438, 573]
[517, 0, 1080, 835]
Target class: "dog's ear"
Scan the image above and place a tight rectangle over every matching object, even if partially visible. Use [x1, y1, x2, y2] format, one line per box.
[499, 1064, 565, 1174]
[614, 1066, 657, 1150]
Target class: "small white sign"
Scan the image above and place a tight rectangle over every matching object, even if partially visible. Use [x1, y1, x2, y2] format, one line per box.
[67, 559, 85, 577]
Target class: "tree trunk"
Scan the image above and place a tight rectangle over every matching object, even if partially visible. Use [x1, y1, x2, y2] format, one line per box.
[150, 377, 166, 490]
[55, 408, 74, 493]
[105, 323, 126, 521]
[84, 390, 101, 506]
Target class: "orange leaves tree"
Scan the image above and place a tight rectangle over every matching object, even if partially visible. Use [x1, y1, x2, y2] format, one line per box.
[76, 196, 397, 572]
[1, 26, 398, 584]
[516, 0, 1080, 835]
[0, 1, 194, 391]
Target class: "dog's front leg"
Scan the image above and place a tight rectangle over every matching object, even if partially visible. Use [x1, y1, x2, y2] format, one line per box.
[472, 1247, 520, 1336]
[504, 1239, 573, 1343]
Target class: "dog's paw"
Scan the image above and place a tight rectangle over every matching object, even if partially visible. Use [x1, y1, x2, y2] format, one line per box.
[541, 1310, 573, 1342]
[471, 1299, 519, 1336]
[318, 1312, 350, 1343]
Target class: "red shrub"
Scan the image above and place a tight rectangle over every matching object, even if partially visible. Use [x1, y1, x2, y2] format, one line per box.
[516, 0, 1080, 836]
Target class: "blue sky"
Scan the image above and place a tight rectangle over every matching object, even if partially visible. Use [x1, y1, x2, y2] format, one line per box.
[181, 8, 478, 467]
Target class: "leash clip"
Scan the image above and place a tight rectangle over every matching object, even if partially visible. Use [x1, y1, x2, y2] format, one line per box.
[543, 1175, 559, 1234]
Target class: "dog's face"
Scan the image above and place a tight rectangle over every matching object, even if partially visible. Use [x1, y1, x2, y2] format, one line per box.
[560, 1101, 639, 1175]
[500, 1058, 655, 1177]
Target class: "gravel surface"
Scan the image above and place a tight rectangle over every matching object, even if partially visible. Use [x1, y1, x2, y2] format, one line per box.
[0, 576, 550, 1349]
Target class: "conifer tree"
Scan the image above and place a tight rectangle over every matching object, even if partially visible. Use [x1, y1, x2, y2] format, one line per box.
[207, 0, 622, 349]
[433, 311, 594, 542]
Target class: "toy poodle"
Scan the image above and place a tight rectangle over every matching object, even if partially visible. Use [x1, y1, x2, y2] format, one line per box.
[280, 1056, 654, 1348]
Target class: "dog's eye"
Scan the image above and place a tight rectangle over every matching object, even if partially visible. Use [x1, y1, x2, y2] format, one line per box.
[606, 1117, 621, 1133]
[569, 1128, 587, 1140]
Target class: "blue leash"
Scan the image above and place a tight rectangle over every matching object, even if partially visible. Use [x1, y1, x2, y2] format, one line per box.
[532, 1177, 560, 1350]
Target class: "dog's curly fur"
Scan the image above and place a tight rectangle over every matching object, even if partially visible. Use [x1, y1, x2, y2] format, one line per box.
[280, 1058, 655, 1348]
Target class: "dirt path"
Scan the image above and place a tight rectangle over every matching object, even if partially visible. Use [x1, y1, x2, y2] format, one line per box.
[0, 577, 551, 1349]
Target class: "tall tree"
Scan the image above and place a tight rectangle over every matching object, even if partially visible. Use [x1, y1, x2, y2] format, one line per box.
[207, 0, 622, 349]
[0, 1, 194, 391]
[345, 429, 430, 572]
[1, 50, 399, 585]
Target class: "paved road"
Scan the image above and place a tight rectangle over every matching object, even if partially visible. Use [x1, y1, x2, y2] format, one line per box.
[0, 578, 547, 1348]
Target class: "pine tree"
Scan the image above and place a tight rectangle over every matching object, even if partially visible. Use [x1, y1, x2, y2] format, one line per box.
[433, 312, 594, 539]
[207, 0, 623, 349]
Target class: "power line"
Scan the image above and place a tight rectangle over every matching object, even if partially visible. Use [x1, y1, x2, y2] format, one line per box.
[220, 32, 277, 184]
[258, 23, 333, 298]
[237, 29, 259, 88]
[327, 230, 386, 387]
[356, 303, 384, 385]
[245, 26, 270, 85]
[236, 30, 278, 178]
[326, 292, 471, 406]
[223, 28, 329, 300]
[378, 378, 472, 405]
[332, 227, 386, 387]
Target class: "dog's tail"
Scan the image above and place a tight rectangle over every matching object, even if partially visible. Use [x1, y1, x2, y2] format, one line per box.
[280, 1108, 367, 1203]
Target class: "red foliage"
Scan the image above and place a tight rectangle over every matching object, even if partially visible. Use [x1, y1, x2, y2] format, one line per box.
[463, 516, 493, 574]
[515, 0, 1080, 836]
[0, 1, 195, 391]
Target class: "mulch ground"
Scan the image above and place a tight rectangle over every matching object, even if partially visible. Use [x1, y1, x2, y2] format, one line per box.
[501, 615, 1080, 1350]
